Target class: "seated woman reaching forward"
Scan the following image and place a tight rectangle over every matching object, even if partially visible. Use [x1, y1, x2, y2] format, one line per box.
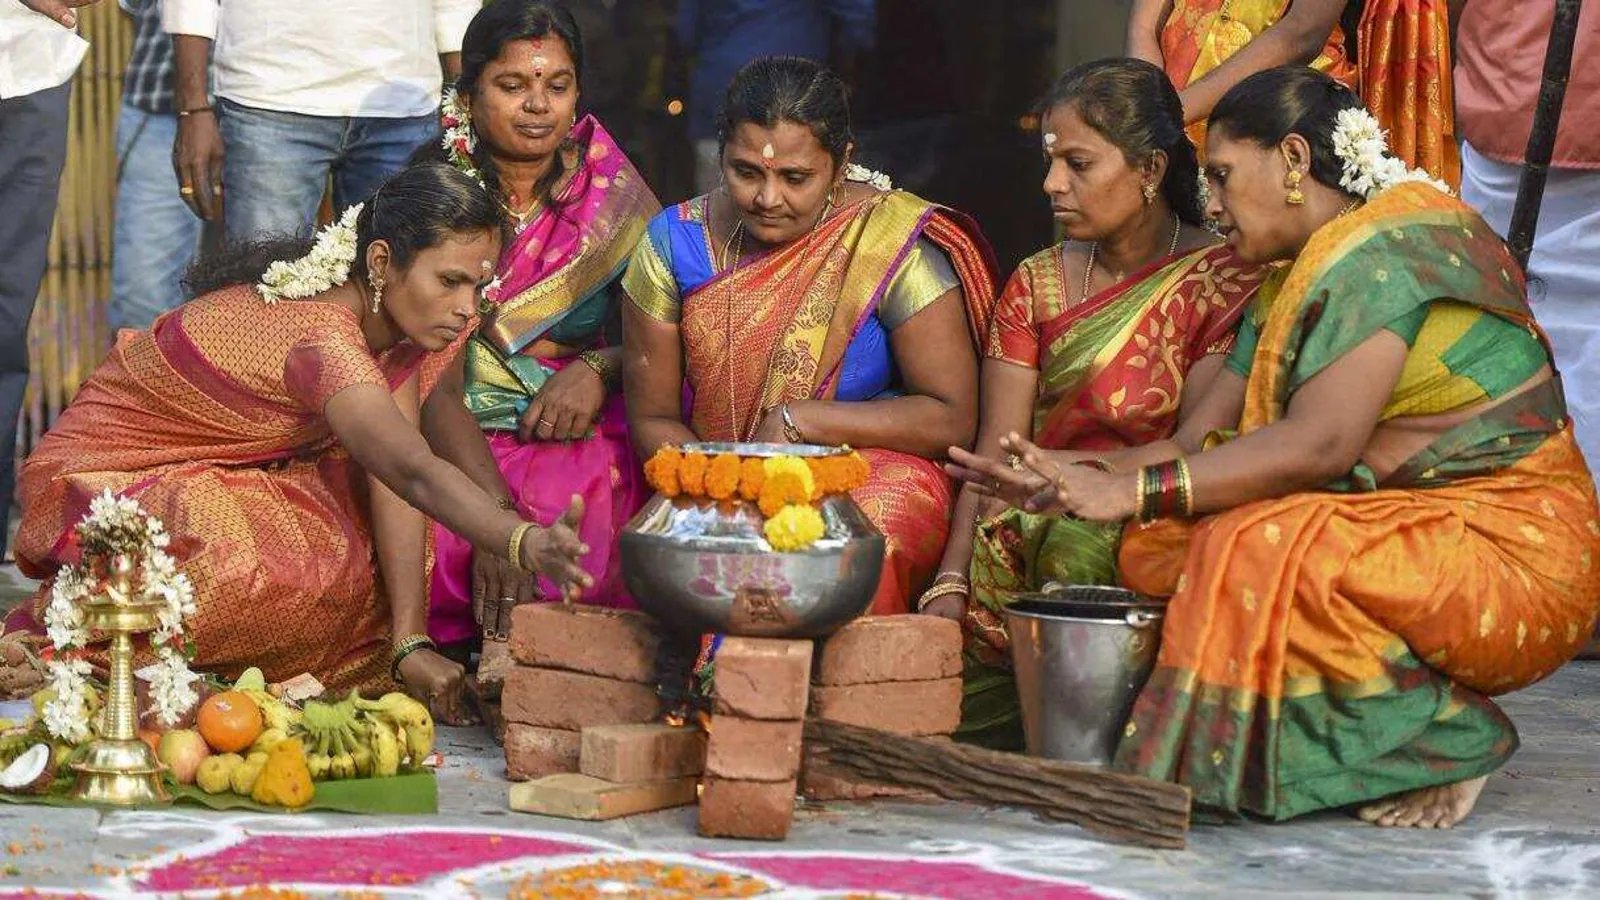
[952, 68, 1600, 828]
[622, 56, 999, 615]
[0, 164, 591, 724]
[925, 59, 1268, 750]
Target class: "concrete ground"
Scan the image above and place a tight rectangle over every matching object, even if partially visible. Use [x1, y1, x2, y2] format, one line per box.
[2, 562, 1597, 897]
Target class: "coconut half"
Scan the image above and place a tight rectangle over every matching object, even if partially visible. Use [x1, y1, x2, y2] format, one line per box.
[0, 742, 55, 794]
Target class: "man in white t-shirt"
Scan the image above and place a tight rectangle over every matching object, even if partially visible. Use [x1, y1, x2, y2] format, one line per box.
[0, 0, 96, 562]
[164, 0, 477, 241]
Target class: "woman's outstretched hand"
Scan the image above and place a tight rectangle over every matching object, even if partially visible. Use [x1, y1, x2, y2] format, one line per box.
[1005, 433, 1137, 522]
[945, 444, 1052, 510]
[517, 496, 593, 602]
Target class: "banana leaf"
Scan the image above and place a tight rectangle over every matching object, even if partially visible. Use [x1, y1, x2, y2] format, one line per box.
[0, 770, 437, 814]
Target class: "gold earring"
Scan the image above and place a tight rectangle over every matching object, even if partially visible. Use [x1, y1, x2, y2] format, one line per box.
[1285, 170, 1306, 206]
[1141, 182, 1157, 204]
[367, 271, 383, 314]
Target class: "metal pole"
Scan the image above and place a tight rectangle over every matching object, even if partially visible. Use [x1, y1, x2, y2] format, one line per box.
[1506, 0, 1585, 269]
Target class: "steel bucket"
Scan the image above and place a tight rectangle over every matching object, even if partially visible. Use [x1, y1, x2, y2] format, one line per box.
[1005, 585, 1165, 766]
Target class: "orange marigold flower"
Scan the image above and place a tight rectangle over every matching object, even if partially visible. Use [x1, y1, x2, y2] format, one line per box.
[643, 447, 683, 497]
[738, 457, 766, 501]
[758, 471, 810, 517]
[705, 453, 741, 500]
[841, 451, 871, 489]
[679, 451, 709, 496]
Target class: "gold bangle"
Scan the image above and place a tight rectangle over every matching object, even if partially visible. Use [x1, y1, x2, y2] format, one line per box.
[915, 580, 968, 613]
[507, 521, 536, 574]
[1175, 458, 1194, 517]
[1134, 467, 1148, 523]
[578, 350, 614, 385]
[390, 633, 437, 683]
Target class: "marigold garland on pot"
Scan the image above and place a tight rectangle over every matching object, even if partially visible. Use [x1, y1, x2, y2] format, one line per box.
[642, 446, 871, 551]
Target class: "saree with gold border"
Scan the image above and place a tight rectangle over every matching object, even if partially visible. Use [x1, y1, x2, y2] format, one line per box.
[623, 188, 998, 614]
[959, 243, 1266, 748]
[1115, 185, 1600, 818]
[427, 117, 660, 645]
[4, 288, 428, 692]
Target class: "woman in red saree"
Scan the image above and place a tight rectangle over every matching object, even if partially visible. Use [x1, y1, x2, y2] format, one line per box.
[1129, 0, 1457, 185]
[955, 69, 1598, 829]
[622, 57, 998, 616]
[0, 164, 592, 721]
[925, 60, 1268, 750]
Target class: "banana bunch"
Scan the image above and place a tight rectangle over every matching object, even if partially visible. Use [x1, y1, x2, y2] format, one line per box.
[295, 692, 365, 780]
[352, 691, 434, 778]
[291, 690, 434, 781]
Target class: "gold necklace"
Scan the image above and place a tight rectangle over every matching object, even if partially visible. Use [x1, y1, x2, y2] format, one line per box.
[1081, 215, 1183, 302]
[500, 191, 541, 233]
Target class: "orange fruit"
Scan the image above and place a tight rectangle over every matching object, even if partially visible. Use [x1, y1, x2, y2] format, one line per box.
[196, 690, 263, 753]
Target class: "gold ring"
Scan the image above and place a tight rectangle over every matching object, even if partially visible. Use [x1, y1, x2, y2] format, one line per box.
[1008, 455, 1024, 471]
[179, 185, 195, 196]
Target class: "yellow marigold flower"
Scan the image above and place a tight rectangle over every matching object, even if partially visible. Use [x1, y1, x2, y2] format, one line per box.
[763, 503, 826, 552]
[762, 456, 815, 499]
[705, 453, 741, 500]
[737, 457, 766, 501]
[643, 447, 683, 497]
[758, 471, 810, 518]
[679, 452, 709, 496]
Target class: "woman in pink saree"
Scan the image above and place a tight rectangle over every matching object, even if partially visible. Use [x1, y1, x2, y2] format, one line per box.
[419, 1, 659, 645]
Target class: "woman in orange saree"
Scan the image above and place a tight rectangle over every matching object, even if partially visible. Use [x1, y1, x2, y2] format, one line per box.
[1129, 0, 1457, 185]
[924, 60, 1268, 750]
[0, 164, 593, 719]
[622, 57, 998, 617]
[952, 69, 1598, 828]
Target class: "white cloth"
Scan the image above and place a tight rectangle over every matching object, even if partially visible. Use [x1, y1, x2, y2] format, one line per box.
[162, 0, 477, 118]
[1461, 140, 1600, 470]
[0, 5, 87, 99]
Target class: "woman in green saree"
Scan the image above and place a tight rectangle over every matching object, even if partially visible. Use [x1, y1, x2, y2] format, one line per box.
[924, 59, 1269, 749]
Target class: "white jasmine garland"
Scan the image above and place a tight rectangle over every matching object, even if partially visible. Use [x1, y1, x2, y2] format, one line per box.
[42, 658, 93, 744]
[43, 566, 89, 650]
[440, 87, 482, 183]
[257, 203, 364, 305]
[1329, 107, 1451, 200]
[845, 163, 893, 191]
[148, 646, 202, 728]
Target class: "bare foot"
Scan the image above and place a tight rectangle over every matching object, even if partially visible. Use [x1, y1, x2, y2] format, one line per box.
[1357, 776, 1489, 829]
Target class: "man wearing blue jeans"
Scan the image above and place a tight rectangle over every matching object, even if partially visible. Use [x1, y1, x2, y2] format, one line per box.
[111, 0, 205, 331]
[163, 0, 477, 240]
[0, 0, 92, 561]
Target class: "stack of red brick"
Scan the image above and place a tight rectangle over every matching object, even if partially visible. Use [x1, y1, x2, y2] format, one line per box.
[502, 604, 664, 780]
[699, 637, 814, 840]
[802, 615, 963, 800]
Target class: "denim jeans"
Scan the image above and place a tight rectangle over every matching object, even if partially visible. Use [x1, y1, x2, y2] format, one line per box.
[218, 98, 439, 241]
[111, 103, 204, 332]
[0, 83, 70, 559]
